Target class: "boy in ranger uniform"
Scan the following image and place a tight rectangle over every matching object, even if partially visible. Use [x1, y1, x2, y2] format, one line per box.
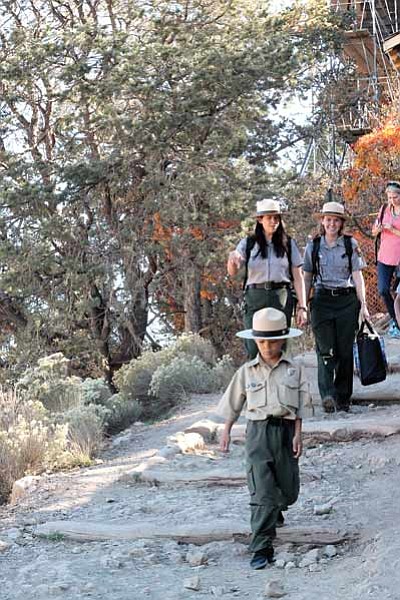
[217, 307, 312, 570]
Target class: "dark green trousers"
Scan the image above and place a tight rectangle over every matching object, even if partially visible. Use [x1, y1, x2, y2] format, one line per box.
[243, 287, 293, 359]
[310, 291, 360, 405]
[246, 419, 299, 553]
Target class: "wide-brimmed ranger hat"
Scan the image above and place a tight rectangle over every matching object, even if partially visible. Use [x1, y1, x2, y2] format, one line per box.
[255, 199, 282, 216]
[313, 201, 347, 220]
[236, 307, 302, 340]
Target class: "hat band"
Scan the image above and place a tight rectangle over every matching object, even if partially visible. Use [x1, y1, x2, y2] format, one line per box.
[252, 327, 289, 337]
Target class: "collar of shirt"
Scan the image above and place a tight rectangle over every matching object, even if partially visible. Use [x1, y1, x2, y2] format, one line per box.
[248, 352, 295, 370]
[320, 235, 345, 249]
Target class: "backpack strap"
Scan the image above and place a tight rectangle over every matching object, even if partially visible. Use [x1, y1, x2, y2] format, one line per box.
[286, 235, 293, 281]
[311, 235, 321, 280]
[243, 236, 256, 291]
[343, 234, 353, 274]
[375, 203, 388, 265]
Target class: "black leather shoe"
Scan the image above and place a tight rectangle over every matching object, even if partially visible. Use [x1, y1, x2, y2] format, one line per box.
[250, 547, 274, 570]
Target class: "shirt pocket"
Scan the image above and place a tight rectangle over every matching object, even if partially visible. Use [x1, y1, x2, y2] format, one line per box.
[278, 375, 300, 411]
[246, 382, 266, 410]
[333, 251, 350, 277]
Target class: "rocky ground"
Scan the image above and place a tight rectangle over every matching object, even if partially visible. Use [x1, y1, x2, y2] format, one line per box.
[2, 332, 400, 600]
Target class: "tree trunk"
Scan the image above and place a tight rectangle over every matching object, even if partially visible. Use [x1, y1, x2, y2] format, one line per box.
[183, 262, 202, 333]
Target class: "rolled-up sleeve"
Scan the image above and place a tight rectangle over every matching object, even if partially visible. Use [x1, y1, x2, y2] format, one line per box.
[290, 238, 303, 268]
[297, 365, 314, 419]
[235, 238, 247, 260]
[216, 366, 247, 422]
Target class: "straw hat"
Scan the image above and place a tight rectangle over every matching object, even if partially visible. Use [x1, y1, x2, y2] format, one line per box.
[236, 307, 302, 340]
[255, 199, 282, 216]
[313, 201, 347, 220]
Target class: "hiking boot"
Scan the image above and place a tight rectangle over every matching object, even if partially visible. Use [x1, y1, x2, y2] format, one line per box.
[250, 546, 274, 570]
[322, 395, 336, 413]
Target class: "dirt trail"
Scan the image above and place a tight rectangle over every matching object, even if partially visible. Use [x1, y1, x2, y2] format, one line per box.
[1, 392, 400, 600]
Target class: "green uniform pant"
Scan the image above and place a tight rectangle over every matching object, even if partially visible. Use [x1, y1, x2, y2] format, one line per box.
[310, 291, 359, 405]
[246, 418, 299, 553]
[243, 287, 293, 359]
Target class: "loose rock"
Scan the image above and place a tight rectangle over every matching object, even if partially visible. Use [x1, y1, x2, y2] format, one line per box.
[264, 580, 286, 598]
[183, 575, 201, 591]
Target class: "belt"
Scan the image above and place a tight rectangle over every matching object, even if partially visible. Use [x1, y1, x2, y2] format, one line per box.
[246, 282, 290, 290]
[314, 287, 356, 297]
[266, 416, 293, 426]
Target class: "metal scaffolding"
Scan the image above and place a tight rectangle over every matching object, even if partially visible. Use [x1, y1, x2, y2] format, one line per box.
[300, 0, 400, 180]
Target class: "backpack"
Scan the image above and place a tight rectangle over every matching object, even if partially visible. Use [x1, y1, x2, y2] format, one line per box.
[374, 203, 388, 265]
[311, 234, 353, 280]
[243, 235, 293, 291]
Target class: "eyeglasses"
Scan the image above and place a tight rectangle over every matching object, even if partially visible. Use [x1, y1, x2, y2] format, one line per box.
[386, 181, 400, 189]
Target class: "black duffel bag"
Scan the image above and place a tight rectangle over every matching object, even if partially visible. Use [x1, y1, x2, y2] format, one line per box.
[355, 320, 387, 386]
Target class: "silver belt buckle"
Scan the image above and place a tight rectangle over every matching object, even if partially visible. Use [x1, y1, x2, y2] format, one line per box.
[331, 288, 339, 296]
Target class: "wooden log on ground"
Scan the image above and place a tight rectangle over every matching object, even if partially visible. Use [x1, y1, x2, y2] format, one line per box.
[35, 520, 355, 546]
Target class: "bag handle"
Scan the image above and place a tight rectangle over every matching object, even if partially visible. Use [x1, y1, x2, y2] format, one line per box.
[358, 319, 377, 337]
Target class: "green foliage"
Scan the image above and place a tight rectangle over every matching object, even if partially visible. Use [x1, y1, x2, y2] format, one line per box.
[149, 355, 215, 409]
[0, 388, 69, 503]
[80, 378, 113, 406]
[61, 404, 104, 466]
[16, 353, 83, 413]
[104, 394, 143, 434]
[0, 0, 339, 379]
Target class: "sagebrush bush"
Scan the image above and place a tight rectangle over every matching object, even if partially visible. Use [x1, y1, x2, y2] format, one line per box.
[0, 388, 68, 503]
[16, 353, 82, 413]
[211, 355, 237, 391]
[80, 378, 112, 406]
[104, 394, 143, 433]
[114, 334, 220, 415]
[61, 404, 104, 466]
[149, 356, 216, 412]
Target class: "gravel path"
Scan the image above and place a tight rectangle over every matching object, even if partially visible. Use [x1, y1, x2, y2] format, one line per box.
[1, 393, 400, 600]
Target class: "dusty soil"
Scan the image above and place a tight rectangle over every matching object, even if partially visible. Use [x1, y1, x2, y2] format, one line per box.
[1, 393, 400, 600]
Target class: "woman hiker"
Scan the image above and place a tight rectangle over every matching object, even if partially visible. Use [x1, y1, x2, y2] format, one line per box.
[303, 201, 369, 413]
[227, 198, 307, 359]
[217, 307, 312, 569]
[372, 180, 400, 339]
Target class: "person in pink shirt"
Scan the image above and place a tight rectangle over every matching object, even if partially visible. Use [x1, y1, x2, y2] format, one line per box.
[372, 181, 400, 338]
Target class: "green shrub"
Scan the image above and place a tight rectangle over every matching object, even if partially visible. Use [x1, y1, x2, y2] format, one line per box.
[80, 378, 112, 406]
[104, 394, 143, 433]
[114, 334, 218, 404]
[0, 388, 68, 503]
[16, 353, 82, 413]
[149, 356, 215, 411]
[211, 355, 237, 391]
[61, 404, 104, 466]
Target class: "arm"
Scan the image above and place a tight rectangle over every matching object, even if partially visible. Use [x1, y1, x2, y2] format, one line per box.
[291, 266, 308, 327]
[220, 419, 235, 452]
[352, 270, 370, 321]
[303, 270, 313, 304]
[382, 223, 400, 238]
[292, 418, 302, 458]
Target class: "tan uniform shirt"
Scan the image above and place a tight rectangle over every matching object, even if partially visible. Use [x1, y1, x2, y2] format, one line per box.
[216, 354, 313, 422]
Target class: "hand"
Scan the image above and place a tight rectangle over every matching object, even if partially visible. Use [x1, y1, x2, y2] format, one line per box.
[292, 433, 302, 459]
[296, 307, 308, 327]
[228, 250, 243, 270]
[372, 223, 382, 236]
[219, 431, 231, 453]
